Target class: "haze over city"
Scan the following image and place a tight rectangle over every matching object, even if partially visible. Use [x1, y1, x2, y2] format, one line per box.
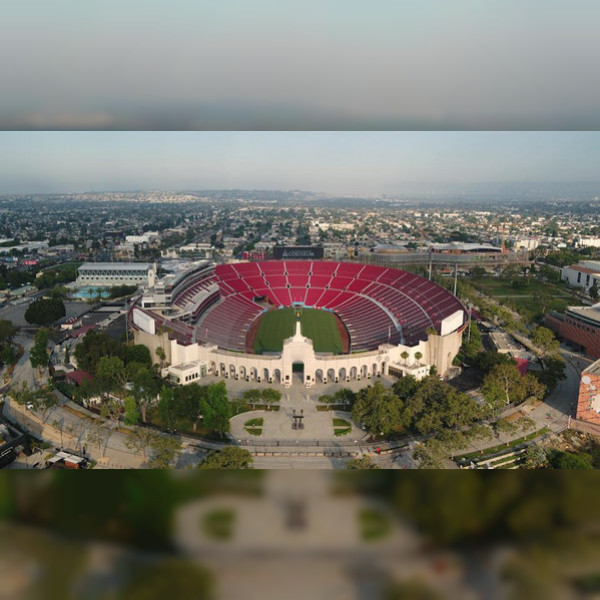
[4, 1, 600, 130]
[1, 131, 600, 195]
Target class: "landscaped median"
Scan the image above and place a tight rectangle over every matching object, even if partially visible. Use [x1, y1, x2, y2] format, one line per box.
[455, 426, 551, 468]
[243, 417, 263, 436]
[333, 417, 352, 436]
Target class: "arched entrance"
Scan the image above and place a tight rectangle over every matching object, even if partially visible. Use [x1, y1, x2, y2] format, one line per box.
[292, 361, 304, 384]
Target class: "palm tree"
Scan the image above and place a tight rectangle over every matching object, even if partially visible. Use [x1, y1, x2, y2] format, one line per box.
[414, 351, 423, 365]
[401, 351, 409, 365]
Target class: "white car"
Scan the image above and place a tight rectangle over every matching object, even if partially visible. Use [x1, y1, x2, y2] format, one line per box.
[26, 402, 34, 410]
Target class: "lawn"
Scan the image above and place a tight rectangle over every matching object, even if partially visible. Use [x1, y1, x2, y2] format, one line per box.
[358, 508, 393, 541]
[244, 417, 263, 436]
[201, 509, 235, 540]
[470, 277, 580, 320]
[253, 308, 342, 354]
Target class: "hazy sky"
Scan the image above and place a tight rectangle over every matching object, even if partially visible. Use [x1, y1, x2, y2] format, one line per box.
[0, 131, 599, 194]
[3, 1, 600, 129]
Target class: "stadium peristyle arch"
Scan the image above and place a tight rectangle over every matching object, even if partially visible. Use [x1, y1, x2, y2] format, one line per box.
[131, 260, 467, 387]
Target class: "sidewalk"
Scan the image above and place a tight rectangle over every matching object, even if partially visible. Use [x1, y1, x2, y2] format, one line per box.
[2, 398, 144, 469]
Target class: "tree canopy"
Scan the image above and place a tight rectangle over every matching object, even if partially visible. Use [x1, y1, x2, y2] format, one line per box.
[24, 297, 66, 325]
[199, 446, 254, 469]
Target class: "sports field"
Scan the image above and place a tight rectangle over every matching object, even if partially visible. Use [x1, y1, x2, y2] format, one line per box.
[252, 308, 343, 354]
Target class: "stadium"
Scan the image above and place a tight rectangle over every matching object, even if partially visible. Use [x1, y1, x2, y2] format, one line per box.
[131, 259, 467, 387]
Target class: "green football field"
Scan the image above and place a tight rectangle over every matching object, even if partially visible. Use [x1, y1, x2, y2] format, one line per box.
[253, 308, 343, 354]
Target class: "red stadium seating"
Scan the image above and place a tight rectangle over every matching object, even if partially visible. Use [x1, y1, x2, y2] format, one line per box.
[186, 261, 466, 351]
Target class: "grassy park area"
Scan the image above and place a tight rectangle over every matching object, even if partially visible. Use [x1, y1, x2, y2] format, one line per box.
[469, 277, 580, 321]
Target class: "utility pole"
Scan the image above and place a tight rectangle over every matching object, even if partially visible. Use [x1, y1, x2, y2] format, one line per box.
[453, 263, 458, 297]
[467, 304, 472, 342]
[428, 248, 433, 281]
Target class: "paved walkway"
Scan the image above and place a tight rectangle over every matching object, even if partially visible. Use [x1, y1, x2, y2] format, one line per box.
[230, 403, 367, 443]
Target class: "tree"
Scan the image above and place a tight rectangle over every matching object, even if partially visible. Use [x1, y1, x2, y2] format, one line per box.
[413, 439, 447, 469]
[74, 330, 125, 373]
[52, 418, 65, 448]
[531, 326, 560, 357]
[124, 345, 152, 368]
[470, 266, 486, 278]
[36, 385, 58, 423]
[460, 323, 482, 361]
[411, 377, 481, 435]
[435, 429, 469, 459]
[261, 387, 281, 410]
[199, 446, 254, 469]
[29, 328, 49, 374]
[96, 355, 127, 399]
[549, 450, 593, 470]
[401, 351, 409, 364]
[352, 381, 409, 436]
[537, 354, 566, 391]
[200, 381, 232, 436]
[155, 346, 167, 369]
[242, 389, 262, 409]
[0, 319, 16, 362]
[493, 418, 519, 446]
[87, 421, 111, 458]
[12, 381, 37, 408]
[24, 297, 66, 325]
[118, 560, 213, 600]
[590, 281, 599, 300]
[147, 433, 181, 468]
[346, 455, 381, 469]
[125, 426, 156, 459]
[158, 385, 175, 430]
[473, 350, 515, 375]
[465, 423, 494, 451]
[414, 351, 423, 364]
[523, 443, 549, 468]
[132, 367, 158, 423]
[481, 363, 527, 415]
[100, 398, 123, 429]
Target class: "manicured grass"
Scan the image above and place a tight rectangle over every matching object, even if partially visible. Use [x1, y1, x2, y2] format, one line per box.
[244, 428, 262, 436]
[333, 418, 352, 436]
[244, 417, 263, 436]
[470, 277, 580, 320]
[253, 308, 342, 354]
[201, 509, 235, 540]
[358, 508, 392, 541]
[334, 427, 352, 436]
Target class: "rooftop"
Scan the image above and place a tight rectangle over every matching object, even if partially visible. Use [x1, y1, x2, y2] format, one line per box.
[564, 265, 600, 275]
[583, 358, 600, 376]
[566, 305, 600, 326]
[79, 262, 154, 271]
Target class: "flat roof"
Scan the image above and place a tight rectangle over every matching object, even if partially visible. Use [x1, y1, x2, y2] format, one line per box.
[489, 331, 520, 352]
[566, 305, 600, 326]
[583, 358, 600, 376]
[79, 262, 153, 271]
[565, 265, 600, 275]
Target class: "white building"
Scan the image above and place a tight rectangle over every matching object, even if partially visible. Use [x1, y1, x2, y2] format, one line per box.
[562, 261, 600, 291]
[132, 308, 464, 388]
[575, 237, 600, 249]
[76, 262, 157, 288]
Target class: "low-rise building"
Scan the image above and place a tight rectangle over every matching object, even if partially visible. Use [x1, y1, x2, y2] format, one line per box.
[76, 262, 156, 288]
[561, 261, 600, 291]
[577, 359, 600, 424]
[547, 304, 600, 359]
